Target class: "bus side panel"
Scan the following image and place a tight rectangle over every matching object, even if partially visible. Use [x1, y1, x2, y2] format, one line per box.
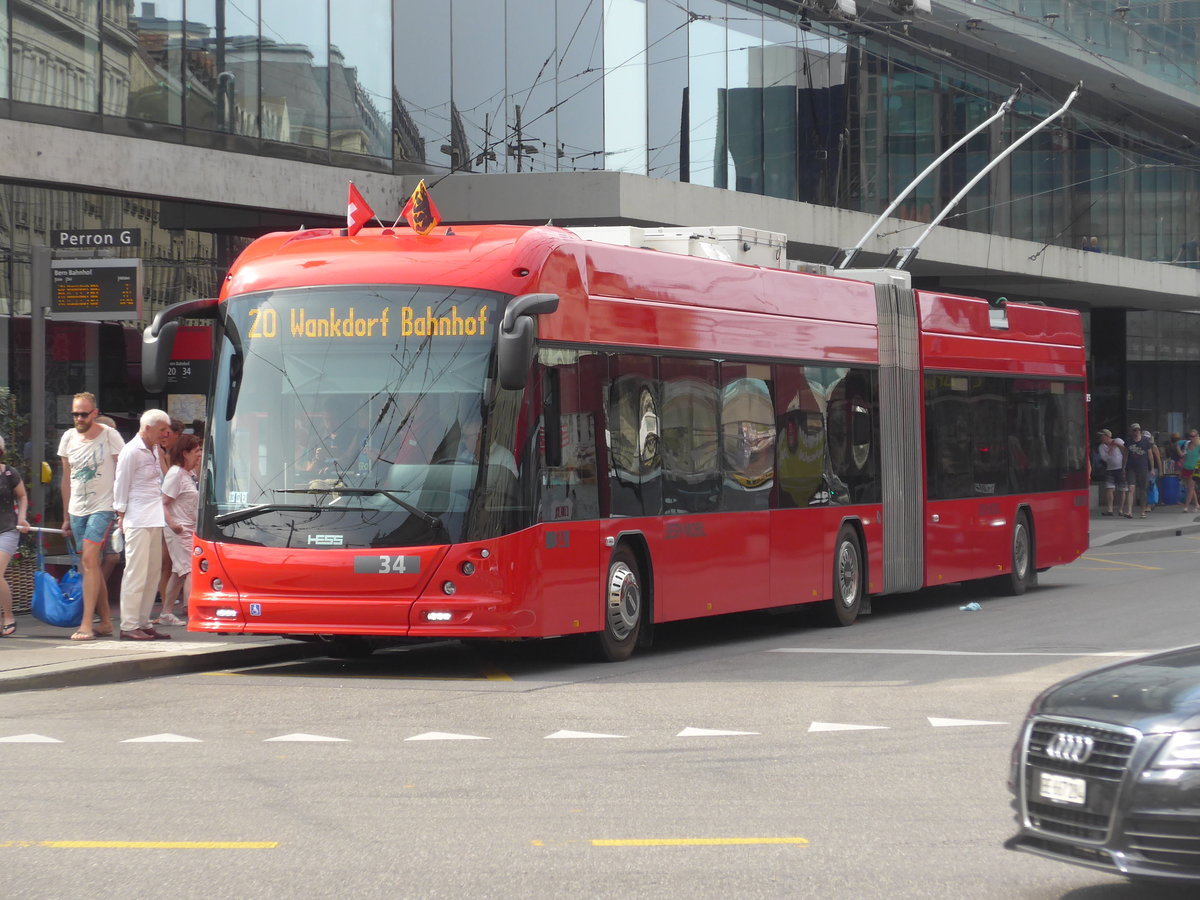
[410, 524, 604, 639]
[605, 513, 770, 623]
[859, 509, 886, 597]
[769, 509, 825, 608]
[527, 521, 604, 637]
[924, 498, 989, 587]
[1025, 493, 1090, 570]
[923, 492, 1088, 588]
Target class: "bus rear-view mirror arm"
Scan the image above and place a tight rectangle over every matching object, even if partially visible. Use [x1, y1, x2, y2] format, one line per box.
[497, 293, 560, 390]
[141, 297, 220, 393]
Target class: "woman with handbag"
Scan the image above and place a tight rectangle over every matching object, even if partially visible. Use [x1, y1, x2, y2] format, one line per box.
[0, 436, 31, 636]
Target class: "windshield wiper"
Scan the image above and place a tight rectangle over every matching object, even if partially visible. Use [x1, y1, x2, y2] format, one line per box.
[276, 487, 445, 532]
[214, 504, 322, 526]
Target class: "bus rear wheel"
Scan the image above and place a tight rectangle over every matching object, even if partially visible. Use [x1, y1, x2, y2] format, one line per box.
[590, 546, 643, 662]
[824, 527, 864, 627]
[1005, 512, 1035, 596]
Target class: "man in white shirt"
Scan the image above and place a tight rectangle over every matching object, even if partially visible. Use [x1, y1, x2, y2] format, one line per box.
[113, 409, 172, 640]
[58, 392, 124, 641]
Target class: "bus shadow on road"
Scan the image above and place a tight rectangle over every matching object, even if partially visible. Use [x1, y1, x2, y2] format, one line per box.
[219, 578, 1083, 685]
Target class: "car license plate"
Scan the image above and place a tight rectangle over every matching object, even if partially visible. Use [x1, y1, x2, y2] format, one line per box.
[1038, 771, 1086, 805]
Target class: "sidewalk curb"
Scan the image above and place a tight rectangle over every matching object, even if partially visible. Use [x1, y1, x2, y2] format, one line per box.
[0, 640, 325, 694]
[1089, 521, 1200, 548]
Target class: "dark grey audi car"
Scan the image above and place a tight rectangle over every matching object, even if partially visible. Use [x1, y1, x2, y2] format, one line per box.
[1006, 645, 1200, 884]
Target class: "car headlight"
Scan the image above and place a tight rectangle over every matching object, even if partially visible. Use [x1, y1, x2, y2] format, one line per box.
[1152, 731, 1200, 768]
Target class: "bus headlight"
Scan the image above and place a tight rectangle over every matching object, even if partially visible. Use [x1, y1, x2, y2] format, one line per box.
[442, 581, 456, 595]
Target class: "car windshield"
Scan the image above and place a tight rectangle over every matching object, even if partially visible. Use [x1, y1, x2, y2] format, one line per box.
[203, 284, 528, 548]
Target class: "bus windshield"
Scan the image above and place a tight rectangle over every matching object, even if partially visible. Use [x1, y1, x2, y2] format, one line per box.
[203, 284, 525, 548]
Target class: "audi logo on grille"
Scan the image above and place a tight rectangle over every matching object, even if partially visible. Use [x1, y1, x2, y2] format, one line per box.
[1045, 732, 1095, 764]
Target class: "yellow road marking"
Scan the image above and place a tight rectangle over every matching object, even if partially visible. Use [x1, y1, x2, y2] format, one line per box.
[1080, 555, 1160, 570]
[1073, 567, 1153, 571]
[457, 646, 514, 682]
[1085, 546, 1200, 555]
[591, 838, 808, 847]
[3, 841, 276, 849]
[204, 671, 492, 681]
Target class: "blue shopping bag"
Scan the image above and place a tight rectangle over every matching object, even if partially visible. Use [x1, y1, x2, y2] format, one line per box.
[1147, 477, 1160, 507]
[30, 536, 83, 629]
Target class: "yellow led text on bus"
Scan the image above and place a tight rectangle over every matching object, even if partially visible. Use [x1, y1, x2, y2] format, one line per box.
[400, 305, 488, 338]
[288, 307, 390, 339]
[247, 305, 488, 340]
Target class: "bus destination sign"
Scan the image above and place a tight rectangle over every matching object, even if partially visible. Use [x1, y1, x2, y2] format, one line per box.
[50, 258, 143, 321]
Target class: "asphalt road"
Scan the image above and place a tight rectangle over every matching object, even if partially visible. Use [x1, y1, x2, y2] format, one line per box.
[3, 535, 1200, 899]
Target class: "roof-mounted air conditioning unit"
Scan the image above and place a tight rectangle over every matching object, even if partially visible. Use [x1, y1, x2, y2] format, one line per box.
[888, 0, 931, 13]
[810, 0, 857, 17]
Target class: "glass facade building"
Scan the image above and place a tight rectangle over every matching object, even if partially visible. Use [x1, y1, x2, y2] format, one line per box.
[3, 0, 1200, 458]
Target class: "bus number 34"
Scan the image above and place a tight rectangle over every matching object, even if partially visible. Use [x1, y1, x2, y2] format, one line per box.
[353, 555, 421, 575]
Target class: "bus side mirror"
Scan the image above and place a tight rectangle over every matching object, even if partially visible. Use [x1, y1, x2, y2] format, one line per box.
[141, 297, 220, 393]
[497, 293, 559, 390]
[142, 320, 179, 393]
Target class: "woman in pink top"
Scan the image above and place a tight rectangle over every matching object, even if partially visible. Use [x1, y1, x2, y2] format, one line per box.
[157, 434, 201, 626]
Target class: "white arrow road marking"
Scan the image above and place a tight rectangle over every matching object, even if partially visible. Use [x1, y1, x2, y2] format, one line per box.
[545, 730, 627, 740]
[927, 717, 1009, 727]
[676, 727, 760, 737]
[121, 733, 203, 743]
[808, 722, 890, 732]
[0, 734, 62, 743]
[263, 733, 349, 742]
[405, 732, 489, 741]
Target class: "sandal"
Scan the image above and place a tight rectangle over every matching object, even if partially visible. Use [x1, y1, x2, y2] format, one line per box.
[69, 631, 96, 641]
[94, 627, 114, 637]
[1, 621, 15, 637]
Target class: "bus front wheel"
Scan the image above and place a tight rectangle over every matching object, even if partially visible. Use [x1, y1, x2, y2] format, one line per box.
[1005, 512, 1035, 596]
[824, 527, 864, 627]
[591, 546, 643, 662]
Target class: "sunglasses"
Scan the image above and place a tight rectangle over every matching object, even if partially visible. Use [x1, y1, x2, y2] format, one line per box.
[71, 411, 96, 418]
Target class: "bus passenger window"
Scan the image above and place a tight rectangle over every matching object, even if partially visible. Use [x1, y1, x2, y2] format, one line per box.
[606, 355, 661, 518]
[720, 372, 774, 511]
[536, 349, 600, 522]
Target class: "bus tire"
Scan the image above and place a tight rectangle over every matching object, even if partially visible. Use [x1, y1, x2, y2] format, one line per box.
[824, 526, 864, 627]
[591, 546, 643, 662]
[1005, 511, 1035, 596]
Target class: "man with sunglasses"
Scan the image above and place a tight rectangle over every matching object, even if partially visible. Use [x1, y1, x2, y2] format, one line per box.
[57, 392, 124, 640]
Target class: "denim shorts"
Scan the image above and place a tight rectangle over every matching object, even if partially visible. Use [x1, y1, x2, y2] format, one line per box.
[0, 529, 18, 556]
[70, 510, 116, 546]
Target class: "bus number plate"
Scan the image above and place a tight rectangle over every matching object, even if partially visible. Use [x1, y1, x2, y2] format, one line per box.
[354, 555, 421, 575]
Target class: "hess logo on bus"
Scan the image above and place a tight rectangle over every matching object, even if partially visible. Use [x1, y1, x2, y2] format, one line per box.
[307, 534, 344, 546]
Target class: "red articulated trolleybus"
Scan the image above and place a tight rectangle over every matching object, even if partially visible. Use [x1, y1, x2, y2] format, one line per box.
[142, 223, 1089, 660]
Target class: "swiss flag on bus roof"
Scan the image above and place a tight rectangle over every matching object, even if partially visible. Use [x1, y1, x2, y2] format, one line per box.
[346, 182, 374, 236]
